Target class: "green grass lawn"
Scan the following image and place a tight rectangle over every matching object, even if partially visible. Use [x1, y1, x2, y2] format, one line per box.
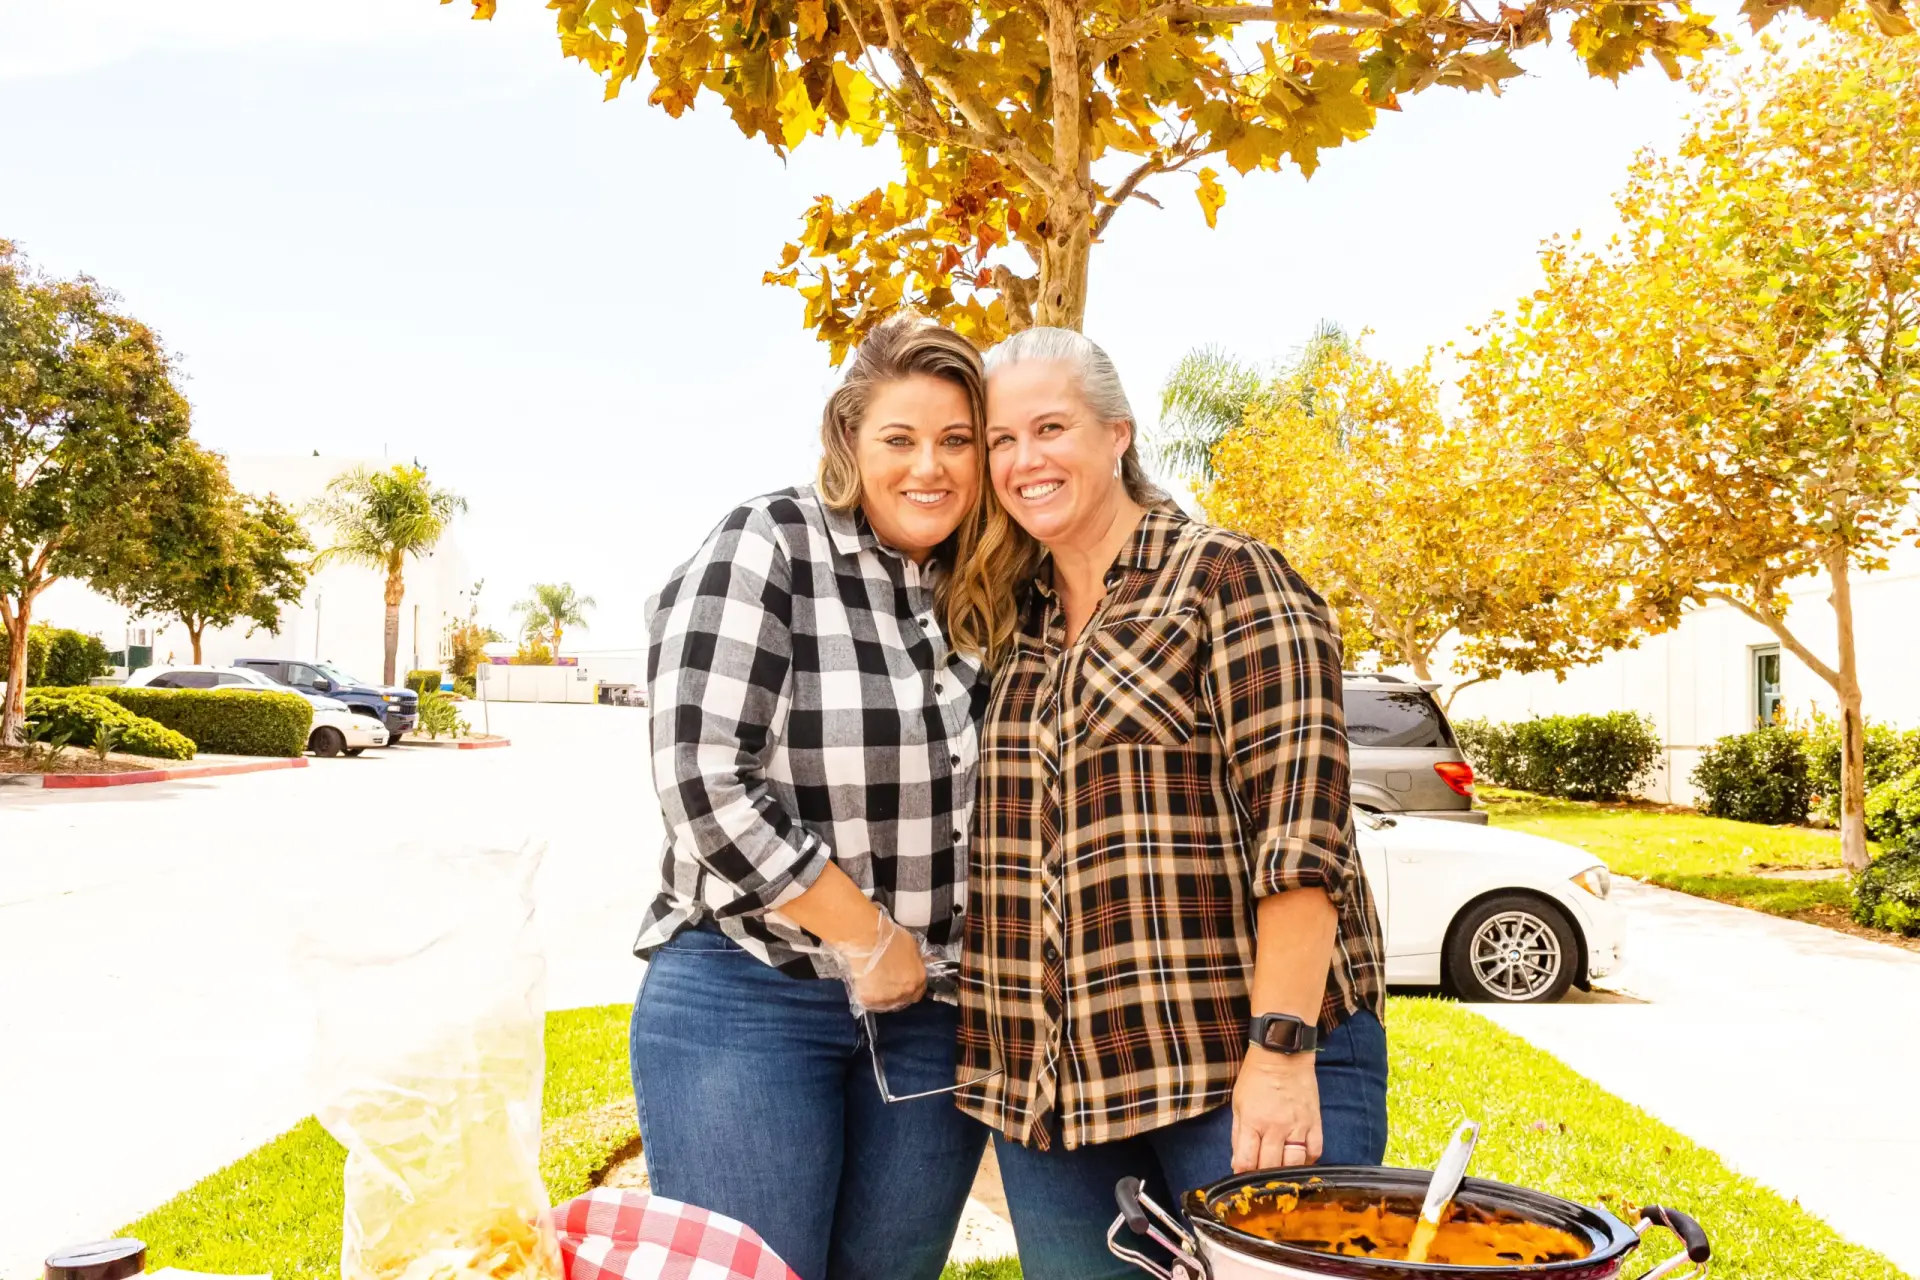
[100, 998, 1904, 1280]
[1480, 787, 1857, 919]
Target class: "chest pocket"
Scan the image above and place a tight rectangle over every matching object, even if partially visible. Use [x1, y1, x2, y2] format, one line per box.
[1078, 612, 1201, 747]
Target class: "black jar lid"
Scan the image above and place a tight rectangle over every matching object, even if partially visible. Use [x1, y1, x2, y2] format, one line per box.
[45, 1239, 145, 1280]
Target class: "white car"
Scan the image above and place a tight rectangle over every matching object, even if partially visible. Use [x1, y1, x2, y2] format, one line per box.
[120, 665, 389, 758]
[1357, 812, 1623, 1003]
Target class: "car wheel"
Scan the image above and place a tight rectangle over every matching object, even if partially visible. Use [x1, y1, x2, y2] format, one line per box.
[310, 726, 345, 758]
[1445, 894, 1578, 1004]
[344, 747, 365, 757]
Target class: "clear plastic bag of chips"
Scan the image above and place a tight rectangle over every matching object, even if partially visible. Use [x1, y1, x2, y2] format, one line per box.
[302, 839, 561, 1280]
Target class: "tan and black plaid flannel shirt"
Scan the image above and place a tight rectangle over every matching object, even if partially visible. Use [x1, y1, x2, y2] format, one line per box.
[956, 508, 1385, 1150]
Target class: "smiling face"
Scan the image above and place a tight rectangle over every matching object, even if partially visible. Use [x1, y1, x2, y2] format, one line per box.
[853, 373, 982, 562]
[986, 358, 1133, 552]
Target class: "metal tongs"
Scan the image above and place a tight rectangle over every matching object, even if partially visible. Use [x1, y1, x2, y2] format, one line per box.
[1106, 1177, 1205, 1280]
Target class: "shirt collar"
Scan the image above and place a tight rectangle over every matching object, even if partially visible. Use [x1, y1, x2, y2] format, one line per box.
[1032, 504, 1189, 596]
[819, 488, 878, 558]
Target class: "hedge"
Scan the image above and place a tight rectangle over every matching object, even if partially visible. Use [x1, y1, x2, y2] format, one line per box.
[82, 687, 314, 757]
[24, 689, 196, 761]
[1852, 844, 1920, 936]
[406, 669, 443, 697]
[1865, 766, 1920, 848]
[1690, 727, 1813, 825]
[1806, 718, 1920, 826]
[1, 624, 113, 688]
[1453, 712, 1661, 800]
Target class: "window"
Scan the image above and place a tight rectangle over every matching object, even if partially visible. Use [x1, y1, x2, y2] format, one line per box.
[1753, 645, 1784, 727]
[213, 672, 252, 686]
[163, 671, 220, 689]
[1344, 688, 1454, 749]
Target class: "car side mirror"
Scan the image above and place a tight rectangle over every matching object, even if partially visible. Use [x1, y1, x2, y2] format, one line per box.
[314, 679, 333, 692]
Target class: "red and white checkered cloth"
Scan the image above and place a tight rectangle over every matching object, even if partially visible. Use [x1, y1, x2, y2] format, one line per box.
[554, 1188, 801, 1280]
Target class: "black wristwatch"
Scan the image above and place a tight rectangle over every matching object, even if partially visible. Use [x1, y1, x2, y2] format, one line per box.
[1248, 1013, 1320, 1055]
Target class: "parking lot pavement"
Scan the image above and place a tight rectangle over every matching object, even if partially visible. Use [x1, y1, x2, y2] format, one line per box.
[1482, 879, 1920, 1276]
[0, 703, 659, 1278]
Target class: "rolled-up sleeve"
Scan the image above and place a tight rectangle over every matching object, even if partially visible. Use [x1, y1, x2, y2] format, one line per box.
[647, 505, 830, 915]
[1201, 539, 1358, 904]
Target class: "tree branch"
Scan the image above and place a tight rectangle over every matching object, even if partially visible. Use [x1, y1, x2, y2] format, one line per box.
[1701, 587, 1841, 690]
[865, 0, 1068, 199]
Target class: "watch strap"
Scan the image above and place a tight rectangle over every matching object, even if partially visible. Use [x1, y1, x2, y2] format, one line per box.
[1248, 1013, 1321, 1054]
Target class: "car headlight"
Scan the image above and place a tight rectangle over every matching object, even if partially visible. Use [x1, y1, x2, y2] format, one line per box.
[1572, 865, 1612, 900]
[382, 694, 397, 702]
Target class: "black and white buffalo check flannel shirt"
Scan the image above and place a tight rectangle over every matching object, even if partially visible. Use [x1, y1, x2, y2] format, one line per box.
[956, 507, 1385, 1150]
[634, 485, 988, 977]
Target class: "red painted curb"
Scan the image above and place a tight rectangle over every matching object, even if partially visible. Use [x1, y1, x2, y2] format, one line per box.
[457, 737, 511, 750]
[39, 757, 311, 790]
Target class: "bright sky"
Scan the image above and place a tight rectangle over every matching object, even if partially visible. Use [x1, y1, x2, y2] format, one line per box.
[0, 1, 1739, 647]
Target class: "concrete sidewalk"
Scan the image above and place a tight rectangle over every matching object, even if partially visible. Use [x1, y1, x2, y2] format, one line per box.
[1483, 880, 1920, 1276]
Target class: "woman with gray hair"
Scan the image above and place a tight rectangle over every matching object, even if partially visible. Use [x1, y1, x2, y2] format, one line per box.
[955, 328, 1389, 1279]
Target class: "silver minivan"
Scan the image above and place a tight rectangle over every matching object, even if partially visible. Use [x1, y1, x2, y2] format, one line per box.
[1344, 673, 1486, 824]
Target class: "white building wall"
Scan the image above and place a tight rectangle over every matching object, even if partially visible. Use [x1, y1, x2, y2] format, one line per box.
[1438, 544, 1920, 805]
[29, 456, 471, 687]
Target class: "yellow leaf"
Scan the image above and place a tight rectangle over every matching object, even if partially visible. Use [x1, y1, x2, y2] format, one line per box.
[797, 0, 829, 42]
[1195, 167, 1227, 229]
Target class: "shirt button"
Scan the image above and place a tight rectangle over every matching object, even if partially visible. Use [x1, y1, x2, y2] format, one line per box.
[950, 754, 961, 767]
[951, 829, 964, 842]
[934, 682, 944, 694]
[1043, 941, 1059, 962]
[920, 616, 931, 627]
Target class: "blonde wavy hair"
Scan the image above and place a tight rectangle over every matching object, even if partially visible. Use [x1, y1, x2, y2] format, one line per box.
[817, 314, 1027, 665]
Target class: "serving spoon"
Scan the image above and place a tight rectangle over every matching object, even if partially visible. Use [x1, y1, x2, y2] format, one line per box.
[1407, 1119, 1481, 1264]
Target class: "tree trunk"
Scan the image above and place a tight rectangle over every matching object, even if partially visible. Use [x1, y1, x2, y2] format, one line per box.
[1, 600, 30, 747]
[1830, 550, 1870, 874]
[552, 624, 563, 660]
[188, 619, 205, 664]
[384, 559, 406, 686]
[1036, 0, 1092, 331]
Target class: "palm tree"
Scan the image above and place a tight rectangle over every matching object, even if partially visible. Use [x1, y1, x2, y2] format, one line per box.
[1154, 321, 1353, 483]
[309, 464, 467, 684]
[513, 582, 595, 660]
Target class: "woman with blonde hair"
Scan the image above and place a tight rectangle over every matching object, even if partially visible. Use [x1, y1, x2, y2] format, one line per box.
[957, 327, 1389, 1280]
[630, 314, 1020, 1280]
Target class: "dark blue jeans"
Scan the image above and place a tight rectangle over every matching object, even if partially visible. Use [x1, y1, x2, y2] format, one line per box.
[629, 926, 987, 1280]
[992, 1009, 1389, 1280]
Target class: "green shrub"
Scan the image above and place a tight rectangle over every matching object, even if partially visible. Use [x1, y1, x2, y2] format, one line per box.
[452, 675, 476, 698]
[1689, 727, 1813, 825]
[416, 691, 470, 740]
[43, 628, 113, 686]
[2, 624, 111, 688]
[24, 689, 196, 760]
[1865, 766, 1920, 847]
[1452, 717, 1509, 781]
[406, 669, 443, 696]
[1851, 844, 1920, 936]
[90, 687, 313, 757]
[1805, 714, 1920, 825]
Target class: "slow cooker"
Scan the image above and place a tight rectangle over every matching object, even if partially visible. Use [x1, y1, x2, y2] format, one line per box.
[1107, 1168, 1712, 1280]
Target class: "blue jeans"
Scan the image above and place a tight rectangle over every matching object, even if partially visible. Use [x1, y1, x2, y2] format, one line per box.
[993, 1009, 1388, 1280]
[629, 926, 988, 1280]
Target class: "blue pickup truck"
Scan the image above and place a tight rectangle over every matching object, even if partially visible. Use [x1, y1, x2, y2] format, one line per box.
[234, 658, 419, 743]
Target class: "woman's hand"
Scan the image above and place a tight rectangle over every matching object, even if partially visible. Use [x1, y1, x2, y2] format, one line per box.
[851, 916, 928, 1013]
[1231, 1046, 1322, 1172]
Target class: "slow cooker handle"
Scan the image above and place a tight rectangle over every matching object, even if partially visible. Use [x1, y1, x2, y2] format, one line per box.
[1634, 1205, 1713, 1279]
[1638, 1207, 1711, 1264]
[1108, 1178, 1206, 1280]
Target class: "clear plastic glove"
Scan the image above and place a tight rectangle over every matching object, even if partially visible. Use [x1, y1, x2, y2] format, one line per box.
[821, 904, 928, 1015]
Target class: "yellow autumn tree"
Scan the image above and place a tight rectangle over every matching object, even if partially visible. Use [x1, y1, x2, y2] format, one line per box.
[1463, 21, 1920, 871]
[1205, 341, 1641, 707]
[448, 0, 1903, 359]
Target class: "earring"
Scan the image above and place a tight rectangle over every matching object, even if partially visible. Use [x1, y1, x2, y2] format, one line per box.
[1114, 456, 1123, 479]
